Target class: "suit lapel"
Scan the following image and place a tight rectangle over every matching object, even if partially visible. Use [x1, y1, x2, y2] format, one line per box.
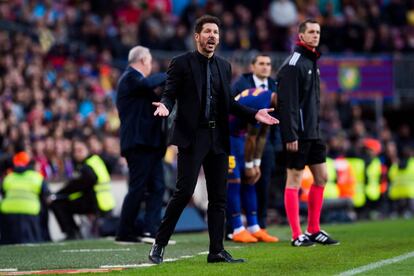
[189, 52, 202, 102]
[248, 74, 256, 88]
[215, 57, 230, 108]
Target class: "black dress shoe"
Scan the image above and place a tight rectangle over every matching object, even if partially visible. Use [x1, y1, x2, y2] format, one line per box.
[207, 250, 245, 263]
[114, 235, 140, 244]
[64, 231, 82, 241]
[148, 243, 165, 264]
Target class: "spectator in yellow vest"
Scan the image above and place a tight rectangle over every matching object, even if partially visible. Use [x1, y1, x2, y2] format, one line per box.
[388, 146, 414, 217]
[362, 138, 383, 218]
[0, 151, 50, 245]
[50, 139, 115, 240]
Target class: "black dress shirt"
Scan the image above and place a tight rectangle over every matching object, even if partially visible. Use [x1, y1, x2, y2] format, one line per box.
[195, 51, 221, 123]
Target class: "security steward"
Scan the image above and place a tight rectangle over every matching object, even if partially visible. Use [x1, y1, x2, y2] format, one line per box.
[0, 151, 49, 245]
[50, 138, 115, 240]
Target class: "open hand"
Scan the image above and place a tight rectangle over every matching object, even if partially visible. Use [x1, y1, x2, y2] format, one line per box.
[255, 108, 279, 125]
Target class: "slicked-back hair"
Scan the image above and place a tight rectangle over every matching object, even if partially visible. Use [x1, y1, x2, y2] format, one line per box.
[251, 53, 271, 65]
[194, 15, 221, 34]
[298, 19, 319, 33]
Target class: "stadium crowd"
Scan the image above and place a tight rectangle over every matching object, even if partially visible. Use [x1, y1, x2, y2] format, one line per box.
[1, 0, 414, 58]
[1, 0, 414, 244]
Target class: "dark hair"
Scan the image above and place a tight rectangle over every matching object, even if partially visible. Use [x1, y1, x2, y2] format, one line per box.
[251, 53, 271, 65]
[194, 15, 221, 34]
[298, 19, 319, 33]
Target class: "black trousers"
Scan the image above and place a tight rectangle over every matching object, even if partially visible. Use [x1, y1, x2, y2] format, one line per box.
[155, 128, 228, 254]
[0, 214, 43, 245]
[50, 191, 98, 236]
[117, 145, 165, 238]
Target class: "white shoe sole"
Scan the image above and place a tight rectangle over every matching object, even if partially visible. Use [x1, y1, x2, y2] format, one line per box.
[139, 237, 177, 245]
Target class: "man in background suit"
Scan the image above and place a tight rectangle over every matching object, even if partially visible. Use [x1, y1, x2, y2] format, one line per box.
[231, 54, 283, 233]
[115, 46, 167, 243]
[150, 15, 278, 264]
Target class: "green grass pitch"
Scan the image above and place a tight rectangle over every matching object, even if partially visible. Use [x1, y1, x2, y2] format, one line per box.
[0, 219, 413, 275]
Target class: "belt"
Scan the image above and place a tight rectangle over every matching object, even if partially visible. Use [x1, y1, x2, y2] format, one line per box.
[199, 120, 216, 129]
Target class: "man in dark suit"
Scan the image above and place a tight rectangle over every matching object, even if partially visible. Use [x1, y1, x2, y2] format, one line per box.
[232, 54, 277, 97]
[115, 46, 167, 243]
[231, 54, 284, 233]
[149, 15, 278, 264]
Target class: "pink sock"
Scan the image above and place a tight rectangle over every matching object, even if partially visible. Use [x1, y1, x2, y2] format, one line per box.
[284, 187, 301, 239]
[307, 184, 325, 234]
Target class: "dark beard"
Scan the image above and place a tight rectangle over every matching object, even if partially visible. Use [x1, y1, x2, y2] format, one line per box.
[200, 40, 216, 53]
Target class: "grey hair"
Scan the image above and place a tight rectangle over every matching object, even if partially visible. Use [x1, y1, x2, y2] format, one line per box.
[128, 46, 150, 64]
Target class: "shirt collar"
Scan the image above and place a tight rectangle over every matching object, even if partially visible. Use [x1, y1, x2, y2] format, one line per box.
[252, 74, 268, 89]
[195, 50, 215, 64]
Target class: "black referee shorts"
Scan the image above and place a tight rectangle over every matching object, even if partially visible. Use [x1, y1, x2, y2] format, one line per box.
[284, 139, 326, 170]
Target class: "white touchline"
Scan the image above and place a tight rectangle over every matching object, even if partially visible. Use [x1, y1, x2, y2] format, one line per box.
[62, 248, 131, 253]
[163, 258, 178, 262]
[100, 246, 243, 269]
[197, 251, 209, 255]
[0, 268, 18, 272]
[101, 264, 156, 268]
[337, 251, 414, 276]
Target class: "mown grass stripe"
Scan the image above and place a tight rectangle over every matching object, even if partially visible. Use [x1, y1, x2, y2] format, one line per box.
[338, 251, 414, 276]
[101, 264, 155, 268]
[61, 248, 131, 253]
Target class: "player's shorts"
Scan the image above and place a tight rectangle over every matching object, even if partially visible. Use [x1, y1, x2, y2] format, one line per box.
[228, 136, 245, 181]
[284, 139, 326, 170]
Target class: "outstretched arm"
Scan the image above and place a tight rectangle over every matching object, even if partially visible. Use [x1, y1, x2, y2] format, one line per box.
[139, 73, 168, 91]
[227, 62, 278, 125]
[230, 101, 279, 126]
[153, 57, 182, 117]
[126, 72, 167, 96]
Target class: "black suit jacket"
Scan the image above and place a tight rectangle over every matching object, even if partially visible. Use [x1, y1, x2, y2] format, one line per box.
[116, 66, 167, 156]
[161, 51, 256, 152]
